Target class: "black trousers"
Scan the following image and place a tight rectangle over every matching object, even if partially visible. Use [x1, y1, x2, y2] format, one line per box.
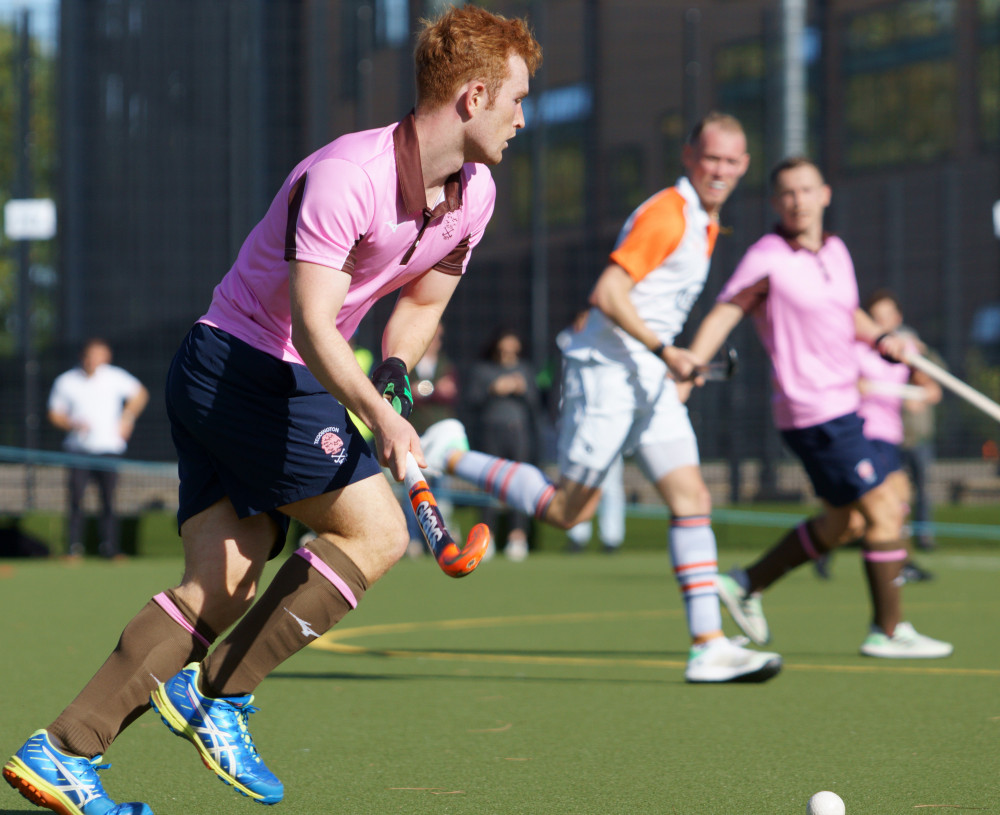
[67, 462, 119, 556]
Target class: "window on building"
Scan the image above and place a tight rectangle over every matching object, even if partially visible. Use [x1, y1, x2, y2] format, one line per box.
[510, 124, 586, 231]
[714, 39, 768, 189]
[660, 110, 686, 184]
[842, 0, 957, 169]
[606, 145, 645, 219]
[511, 85, 593, 230]
[375, 0, 408, 48]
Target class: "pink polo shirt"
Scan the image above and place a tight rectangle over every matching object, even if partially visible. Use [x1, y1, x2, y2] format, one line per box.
[201, 113, 496, 364]
[857, 341, 914, 445]
[717, 230, 861, 430]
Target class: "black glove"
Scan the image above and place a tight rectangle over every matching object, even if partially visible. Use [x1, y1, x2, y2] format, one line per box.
[370, 357, 413, 419]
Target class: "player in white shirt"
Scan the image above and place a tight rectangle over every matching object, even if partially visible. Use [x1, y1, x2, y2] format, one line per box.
[423, 113, 782, 683]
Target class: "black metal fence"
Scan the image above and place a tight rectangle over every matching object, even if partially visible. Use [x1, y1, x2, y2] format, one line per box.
[0, 0, 997, 505]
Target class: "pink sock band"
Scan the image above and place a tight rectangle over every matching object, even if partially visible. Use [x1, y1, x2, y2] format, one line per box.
[295, 547, 358, 608]
[796, 523, 820, 560]
[153, 592, 211, 649]
[863, 548, 908, 563]
[534, 484, 557, 519]
[671, 515, 710, 528]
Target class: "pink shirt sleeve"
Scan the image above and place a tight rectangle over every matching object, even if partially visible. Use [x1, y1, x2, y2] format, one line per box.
[285, 159, 376, 271]
[717, 244, 771, 306]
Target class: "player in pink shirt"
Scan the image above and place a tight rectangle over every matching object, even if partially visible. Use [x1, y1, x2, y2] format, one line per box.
[4, 8, 541, 814]
[682, 157, 952, 659]
[815, 290, 942, 583]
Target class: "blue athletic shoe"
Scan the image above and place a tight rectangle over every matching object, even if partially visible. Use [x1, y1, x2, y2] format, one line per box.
[3, 729, 153, 815]
[150, 663, 283, 805]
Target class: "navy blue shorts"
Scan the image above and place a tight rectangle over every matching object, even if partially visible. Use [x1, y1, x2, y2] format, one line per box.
[166, 324, 381, 556]
[780, 413, 888, 508]
[868, 438, 902, 475]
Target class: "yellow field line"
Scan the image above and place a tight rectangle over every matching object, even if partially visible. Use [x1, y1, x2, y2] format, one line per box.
[310, 610, 1000, 678]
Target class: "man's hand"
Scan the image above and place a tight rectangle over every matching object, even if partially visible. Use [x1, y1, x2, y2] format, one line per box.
[372, 405, 424, 481]
[663, 346, 706, 385]
[370, 357, 413, 419]
[875, 333, 907, 363]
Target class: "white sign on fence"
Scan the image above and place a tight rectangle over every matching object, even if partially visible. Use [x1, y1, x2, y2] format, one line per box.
[4, 198, 57, 240]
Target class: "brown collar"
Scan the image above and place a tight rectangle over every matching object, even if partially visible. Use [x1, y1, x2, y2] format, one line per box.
[393, 111, 464, 217]
[774, 223, 833, 253]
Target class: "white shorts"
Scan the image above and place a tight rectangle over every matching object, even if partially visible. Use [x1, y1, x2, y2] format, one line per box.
[557, 356, 700, 487]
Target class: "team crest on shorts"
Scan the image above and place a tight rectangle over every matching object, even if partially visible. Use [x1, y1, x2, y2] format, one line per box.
[314, 426, 348, 463]
[855, 457, 876, 484]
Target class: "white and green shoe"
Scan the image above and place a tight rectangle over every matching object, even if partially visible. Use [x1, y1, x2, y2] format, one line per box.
[859, 622, 953, 659]
[685, 637, 782, 684]
[716, 570, 770, 645]
[419, 419, 469, 475]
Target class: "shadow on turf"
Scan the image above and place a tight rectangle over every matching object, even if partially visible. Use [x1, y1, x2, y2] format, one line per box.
[270, 669, 697, 686]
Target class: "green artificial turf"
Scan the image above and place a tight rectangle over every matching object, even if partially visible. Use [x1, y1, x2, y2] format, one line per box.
[2, 547, 998, 814]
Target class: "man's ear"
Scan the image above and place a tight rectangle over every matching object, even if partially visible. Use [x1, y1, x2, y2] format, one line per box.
[460, 80, 488, 119]
[736, 151, 750, 179]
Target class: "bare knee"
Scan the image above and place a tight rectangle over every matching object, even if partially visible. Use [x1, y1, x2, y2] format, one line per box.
[311, 501, 409, 584]
[176, 501, 277, 631]
[175, 572, 259, 633]
[858, 484, 904, 542]
[658, 469, 712, 518]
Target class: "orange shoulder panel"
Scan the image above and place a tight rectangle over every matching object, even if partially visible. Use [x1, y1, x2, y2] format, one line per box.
[706, 221, 720, 257]
[609, 188, 687, 282]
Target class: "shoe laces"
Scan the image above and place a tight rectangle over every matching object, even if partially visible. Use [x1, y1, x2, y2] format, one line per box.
[231, 703, 262, 764]
[67, 754, 111, 796]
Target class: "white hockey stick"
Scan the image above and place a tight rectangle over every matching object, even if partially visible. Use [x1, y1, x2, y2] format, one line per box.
[863, 380, 929, 401]
[905, 353, 1000, 424]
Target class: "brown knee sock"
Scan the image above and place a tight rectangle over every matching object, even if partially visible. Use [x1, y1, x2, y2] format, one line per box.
[201, 538, 368, 699]
[48, 589, 217, 758]
[746, 520, 829, 592]
[862, 541, 906, 635]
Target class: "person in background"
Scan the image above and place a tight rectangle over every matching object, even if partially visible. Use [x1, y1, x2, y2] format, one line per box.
[410, 323, 459, 434]
[814, 290, 942, 582]
[420, 113, 784, 684]
[47, 338, 149, 559]
[565, 453, 626, 554]
[555, 311, 626, 555]
[464, 327, 541, 561]
[897, 322, 944, 553]
[684, 156, 952, 659]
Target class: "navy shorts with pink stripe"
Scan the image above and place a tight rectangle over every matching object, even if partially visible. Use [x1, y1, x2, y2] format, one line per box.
[166, 323, 381, 556]
[780, 412, 888, 508]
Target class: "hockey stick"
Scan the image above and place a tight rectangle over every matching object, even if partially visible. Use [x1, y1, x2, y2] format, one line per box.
[404, 452, 490, 577]
[863, 380, 930, 401]
[905, 353, 1000, 424]
[697, 345, 739, 381]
